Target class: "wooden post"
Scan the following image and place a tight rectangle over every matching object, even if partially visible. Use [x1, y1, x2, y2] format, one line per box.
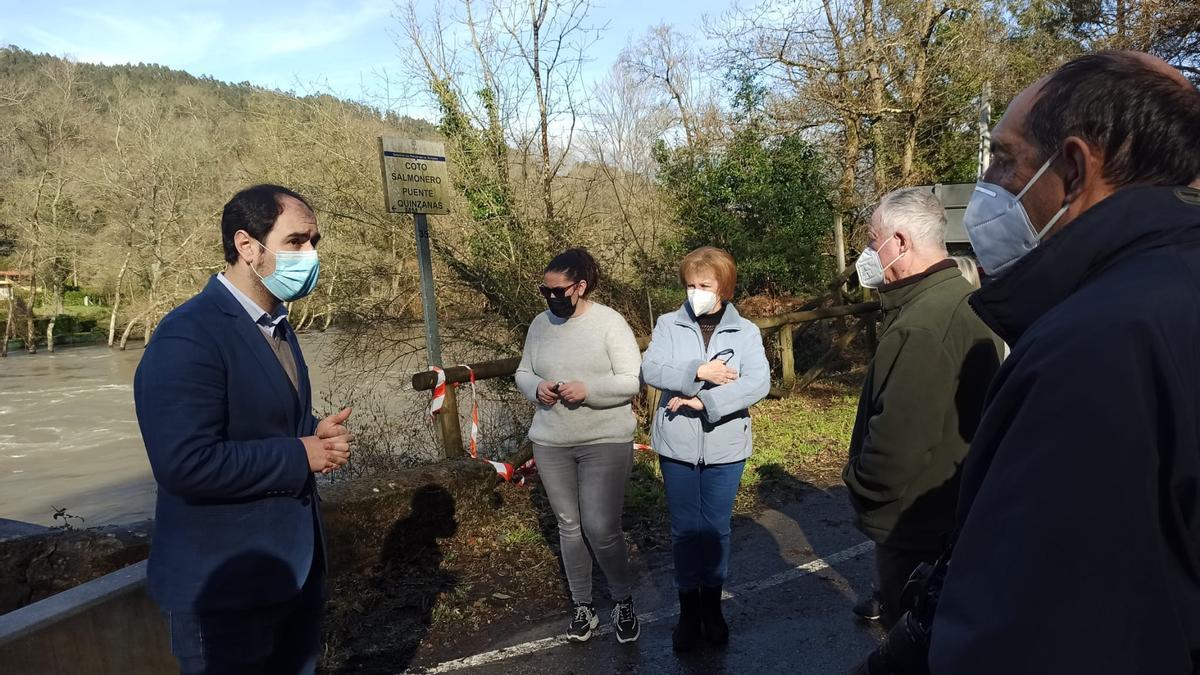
[862, 286, 878, 353]
[778, 324, 796, 391]
[438, 383, 465, 458]
[644, 384, 662, 424]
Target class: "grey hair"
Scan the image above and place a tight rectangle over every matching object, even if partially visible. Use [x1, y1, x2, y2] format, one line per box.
[875, 188, 948, 251]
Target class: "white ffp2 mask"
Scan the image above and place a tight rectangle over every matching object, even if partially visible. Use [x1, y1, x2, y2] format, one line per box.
[687, 289, 720, 316]
[856, 235, 904, 289]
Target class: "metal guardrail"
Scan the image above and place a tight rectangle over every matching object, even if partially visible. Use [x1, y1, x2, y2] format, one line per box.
[0, 560, 175, 674]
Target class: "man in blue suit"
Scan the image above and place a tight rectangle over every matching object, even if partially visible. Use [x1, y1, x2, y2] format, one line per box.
[135, 184, 354, 674]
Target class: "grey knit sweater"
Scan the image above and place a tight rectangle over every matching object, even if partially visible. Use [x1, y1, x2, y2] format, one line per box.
[514, 302, 641, 447]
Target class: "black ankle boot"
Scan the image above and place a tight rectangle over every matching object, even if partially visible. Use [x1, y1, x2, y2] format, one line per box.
[700, 586, 729, 646]
[672, 589, 703, 652]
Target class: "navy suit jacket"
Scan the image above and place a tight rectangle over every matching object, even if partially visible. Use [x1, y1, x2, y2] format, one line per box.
[134, 276, 322, 613]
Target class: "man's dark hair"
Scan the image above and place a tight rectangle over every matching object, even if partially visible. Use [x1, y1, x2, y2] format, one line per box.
[544, 248, 600, 297]
[221, 184, 313, 264]
[1028, 51, 1200, 188]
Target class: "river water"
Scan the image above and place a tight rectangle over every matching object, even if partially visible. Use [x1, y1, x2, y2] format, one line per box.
[0, 330, 508, 528]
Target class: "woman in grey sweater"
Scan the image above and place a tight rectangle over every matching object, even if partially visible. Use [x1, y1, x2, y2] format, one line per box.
[514, 248, 642, 644]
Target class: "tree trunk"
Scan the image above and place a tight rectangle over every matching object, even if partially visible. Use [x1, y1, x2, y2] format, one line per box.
[977, 80, 992, 179]
[825, 0, 864, 252]
[666, 69, 696, 148]
[108, 251, 131, 347]
[834, 212, 847, 278]
[46, 315, 56, 353]
[25, 269, 36, 354]
[2, 292, 12, 357]
[119, 317, 140, 351]
[900, 0, 939, 182]
[530, 0, 557, 231]
[45, 282, 64, 353]
[119, 305, 156, 351]
[465, 0, 511, 188]
[862, 0, 888, 195]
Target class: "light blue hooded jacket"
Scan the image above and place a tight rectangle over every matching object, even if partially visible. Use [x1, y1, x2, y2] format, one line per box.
[641, 302, 771, 466]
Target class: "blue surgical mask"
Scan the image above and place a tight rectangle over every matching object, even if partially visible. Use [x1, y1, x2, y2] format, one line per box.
[253, 241, 320, 302]
[964, 151, 1070, 277]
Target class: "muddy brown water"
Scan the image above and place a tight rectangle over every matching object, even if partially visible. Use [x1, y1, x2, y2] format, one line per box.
[0, 330, 495, 528]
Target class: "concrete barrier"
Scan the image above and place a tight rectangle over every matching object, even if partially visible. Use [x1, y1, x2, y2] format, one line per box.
[0, 560, 174, 674]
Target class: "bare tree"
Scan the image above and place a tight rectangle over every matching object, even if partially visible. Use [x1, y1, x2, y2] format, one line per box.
[620, 24, 704, 149]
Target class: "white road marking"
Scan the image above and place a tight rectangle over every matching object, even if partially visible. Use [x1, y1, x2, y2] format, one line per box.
[409, 540, 875, 674]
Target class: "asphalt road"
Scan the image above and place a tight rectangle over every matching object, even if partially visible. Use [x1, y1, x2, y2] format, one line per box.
[409, 484, 884, 675]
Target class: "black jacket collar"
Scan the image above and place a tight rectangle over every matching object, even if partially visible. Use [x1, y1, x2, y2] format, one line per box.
[971, 186, 1200, 345]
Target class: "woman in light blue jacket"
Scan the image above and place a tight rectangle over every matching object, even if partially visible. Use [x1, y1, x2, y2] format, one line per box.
[641, 246, 770, 652]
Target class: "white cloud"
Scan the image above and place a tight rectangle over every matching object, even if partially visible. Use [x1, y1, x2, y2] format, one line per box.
[11, 0, 393, 70]
[233, 0, 393, 59]
[16, 26, 134, 65]
[46, 8, 224, 66]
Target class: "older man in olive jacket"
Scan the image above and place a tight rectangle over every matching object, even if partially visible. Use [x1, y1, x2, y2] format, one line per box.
[843, 188, 1003, 628]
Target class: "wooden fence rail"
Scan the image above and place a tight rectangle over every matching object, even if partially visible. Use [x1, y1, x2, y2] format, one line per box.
[409, 300, 880, 459]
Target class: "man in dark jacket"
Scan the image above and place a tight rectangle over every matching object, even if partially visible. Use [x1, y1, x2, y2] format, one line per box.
[928, 52, 1200, 673]
[135, 185, 354, 674]
[844, 187, 1003, 627]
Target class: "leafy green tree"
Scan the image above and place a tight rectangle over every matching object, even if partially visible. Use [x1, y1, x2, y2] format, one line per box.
[654, 74, 835, 296]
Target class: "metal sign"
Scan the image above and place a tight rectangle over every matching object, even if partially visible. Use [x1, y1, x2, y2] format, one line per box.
[378, 137, 450, 215]
[913, 183, 975, 245]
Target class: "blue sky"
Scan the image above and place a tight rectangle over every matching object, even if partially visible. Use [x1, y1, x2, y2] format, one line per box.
[1, 0, 731, 121]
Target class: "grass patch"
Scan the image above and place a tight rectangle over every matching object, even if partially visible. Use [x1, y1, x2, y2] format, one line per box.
[622, 378, 861, 527]
[498, 522, 542, 547]
[743, 383, 858, 489]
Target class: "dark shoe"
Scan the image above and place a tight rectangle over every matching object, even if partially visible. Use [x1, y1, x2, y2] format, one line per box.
[700, 586, 729, 646]
[853, 592, 883, 621]
[611, 596, 640, 644]
[672, 589, 703, 652]
[566, 602, 599, 642]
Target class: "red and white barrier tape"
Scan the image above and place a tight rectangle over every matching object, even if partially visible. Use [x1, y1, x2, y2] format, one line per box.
[428, 367, 652, 484]
[428, 366, 447, 418]
[427, 365, 514, 481]
[459, 365, 480, 460]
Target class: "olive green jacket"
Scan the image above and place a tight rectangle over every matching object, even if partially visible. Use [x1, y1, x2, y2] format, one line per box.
[843, 263, 1003, 548]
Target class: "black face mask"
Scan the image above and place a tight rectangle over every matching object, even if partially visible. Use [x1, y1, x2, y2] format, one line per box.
[547, 296, 577, 318]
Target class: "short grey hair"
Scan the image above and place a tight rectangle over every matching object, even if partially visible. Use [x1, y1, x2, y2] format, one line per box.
[875, 188, 948, 251]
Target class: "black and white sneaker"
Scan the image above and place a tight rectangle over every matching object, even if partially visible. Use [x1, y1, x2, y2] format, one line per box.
[611, 597, 640, 644]
[566, 603, 599, 642]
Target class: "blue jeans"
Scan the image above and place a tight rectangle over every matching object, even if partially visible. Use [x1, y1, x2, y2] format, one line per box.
[659, 456, 746, 590]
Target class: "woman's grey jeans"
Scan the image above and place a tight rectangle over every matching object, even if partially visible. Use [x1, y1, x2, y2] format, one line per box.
[532, 442, 636, 604]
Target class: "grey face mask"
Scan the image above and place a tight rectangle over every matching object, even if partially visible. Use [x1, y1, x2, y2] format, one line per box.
[964, 151, 1069, 277]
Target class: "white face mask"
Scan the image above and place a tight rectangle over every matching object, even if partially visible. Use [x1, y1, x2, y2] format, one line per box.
[964, 151, 1070, 277]
[855, 235, 905, 289]
[687, 288, 720, 316]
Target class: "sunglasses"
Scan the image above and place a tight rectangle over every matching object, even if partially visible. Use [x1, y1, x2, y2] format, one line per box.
[538, 281, 579, 300]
